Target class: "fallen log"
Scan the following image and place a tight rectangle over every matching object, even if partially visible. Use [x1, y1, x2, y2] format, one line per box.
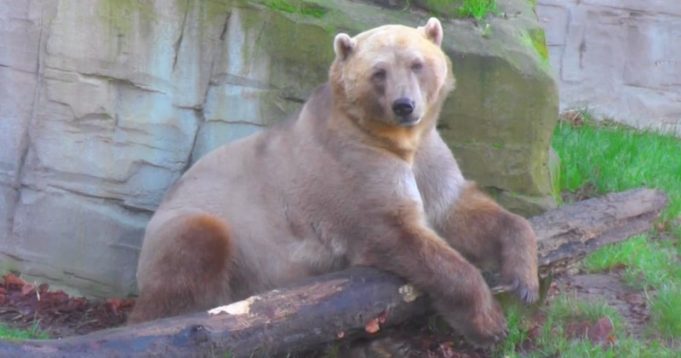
[0, 188, 667, 357]
[531, 188, 668, 278]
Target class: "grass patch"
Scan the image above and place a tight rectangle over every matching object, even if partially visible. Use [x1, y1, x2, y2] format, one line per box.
[457, 0, 497, 20]
[495, 301, 532, 356]
[651, 284, 681, 337]
[554, 117, 681, 341]
[0, 323, 49, 341]
[548, 295, 621, 322]
[425, 0, 497, 20]
[552, 119, 681, 220]
[583, 235, 681, 290]
[488, 113, 681, 355]
[263, 0, 328, 18]
[503, 296, 677, 357]
[497, 296, 626, 357]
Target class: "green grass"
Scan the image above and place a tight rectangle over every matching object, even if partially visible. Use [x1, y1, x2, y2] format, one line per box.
[584, 235, 681, 338]
[552, 119, 681, 220]
[262, 0, 328, 18]
[496, 302, 531, 355]
[541, 295, 626, 338]
[651, 284, 681, 338]
[553, 117, 681, 342]
[425, 0, 497, 20]
[583, 235, 681, 290]
[0, 323, 49, 341]
[532, 296, 624, 357]
[457, 0, 497, 20]
[497, 117, 681, 356]
[499, 296, 678, 357]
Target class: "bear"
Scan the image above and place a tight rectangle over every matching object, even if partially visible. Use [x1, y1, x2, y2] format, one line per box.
[128, 18, 539, 347]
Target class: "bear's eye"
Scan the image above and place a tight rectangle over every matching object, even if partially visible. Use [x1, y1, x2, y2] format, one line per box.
[372, 69, 387, 81]
[411, 61, 424, 72]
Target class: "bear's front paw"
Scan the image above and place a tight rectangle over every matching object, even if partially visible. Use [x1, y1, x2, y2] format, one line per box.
[508, 276, 540, 304]
[462, 299, 508, 347]
[502, 264, 540, 305]
[439, 284, 508, 347]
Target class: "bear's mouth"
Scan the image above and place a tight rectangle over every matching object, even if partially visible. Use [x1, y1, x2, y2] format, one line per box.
[397, 115, 422, 127]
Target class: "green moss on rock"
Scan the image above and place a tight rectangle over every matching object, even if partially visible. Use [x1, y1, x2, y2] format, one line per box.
[263, 0, 328, 18]
[414, 0, 498, 20]
[98, 0, 155, 33]
[527, 28, 549, 63]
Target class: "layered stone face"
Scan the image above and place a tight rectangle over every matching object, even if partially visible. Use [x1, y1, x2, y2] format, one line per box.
[0, 0, 558, 296]
[537, 0, 681, 135]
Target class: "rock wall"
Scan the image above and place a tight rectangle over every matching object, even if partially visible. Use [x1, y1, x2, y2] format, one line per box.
[0, 0, 557, 297]
[537, 0, 681, 135]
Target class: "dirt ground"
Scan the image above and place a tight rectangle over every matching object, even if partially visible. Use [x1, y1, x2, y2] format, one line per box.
[0, 273, 133, 338]
[553, 272, 650, 339]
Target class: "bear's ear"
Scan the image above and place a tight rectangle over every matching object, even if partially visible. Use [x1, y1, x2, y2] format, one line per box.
[423, 17, 443, 46]
[334, 33, 356, 61]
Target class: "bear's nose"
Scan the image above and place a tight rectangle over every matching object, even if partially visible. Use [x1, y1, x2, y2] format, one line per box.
[392, 98, 415, 117]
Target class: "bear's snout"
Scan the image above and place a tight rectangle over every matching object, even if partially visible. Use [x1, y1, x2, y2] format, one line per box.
[392, 98, 420, 126]
[392, 98, 415, 117]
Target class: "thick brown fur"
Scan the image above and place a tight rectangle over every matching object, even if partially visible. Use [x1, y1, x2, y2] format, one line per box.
[442, 183, 539, 303]
[127, 213, 232, 323]
[129, 18, 539, 347]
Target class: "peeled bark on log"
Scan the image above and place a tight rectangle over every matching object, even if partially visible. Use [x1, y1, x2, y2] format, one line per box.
[0, 189, 667, 357]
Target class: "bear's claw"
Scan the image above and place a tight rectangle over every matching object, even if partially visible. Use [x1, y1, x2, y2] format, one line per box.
[509, 277, 539, 304]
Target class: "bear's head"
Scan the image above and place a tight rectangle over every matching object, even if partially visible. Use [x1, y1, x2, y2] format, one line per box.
[329, 18, 454, 147]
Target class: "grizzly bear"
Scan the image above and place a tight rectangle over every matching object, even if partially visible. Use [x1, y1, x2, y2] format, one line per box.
[128, 18, 539, 346]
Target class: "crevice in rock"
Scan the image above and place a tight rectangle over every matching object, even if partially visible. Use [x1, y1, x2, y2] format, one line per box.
[63, 270, 113, 286]
[281, 95, 306, 104]
[173, 105, 201, 112]
[108, 242, 142, 253]
[17, 163, 166, 213]
[105, 76, 168, 95]
[0, 250, 26, 263]
[24, 157, 176, 188]
[9, 7, 50, 238]
[39, 183, 156, 215]
[44, 68, 170, 96]
[210, 73, 272, 89]
[209, 119, 267, 127]
[184, 108, 204, 170]
[172, 0, 190, 71]
[219, 12, 232, 41]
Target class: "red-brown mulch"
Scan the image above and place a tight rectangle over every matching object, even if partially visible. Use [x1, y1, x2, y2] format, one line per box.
[0, 273, 134, 338]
